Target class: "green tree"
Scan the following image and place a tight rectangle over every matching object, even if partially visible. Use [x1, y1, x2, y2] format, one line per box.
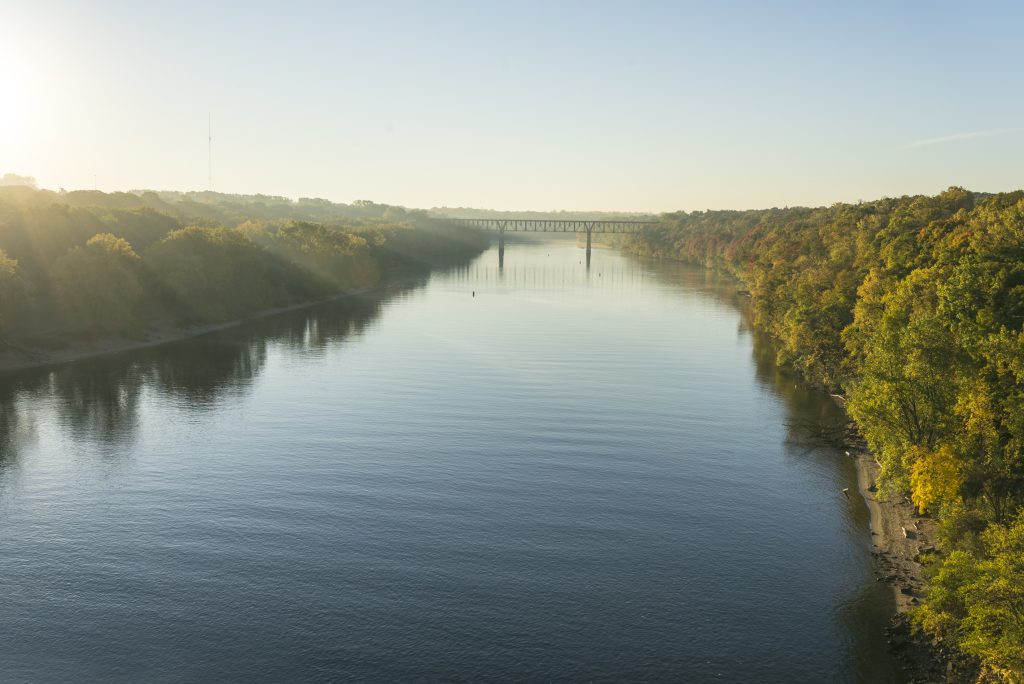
[916, 513, 1024, 679]
[0, 248, 22, 332]
[845, 267, 962, 493]
[145, 226, 288, 323]
[52, 234, 145, 334]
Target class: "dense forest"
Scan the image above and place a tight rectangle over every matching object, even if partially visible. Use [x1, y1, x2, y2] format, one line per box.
[621, 188, 1024, 680]
[0, 186, 487, 350]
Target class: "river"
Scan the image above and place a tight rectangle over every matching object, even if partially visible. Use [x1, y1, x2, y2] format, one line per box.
[0, 236, 899, 682]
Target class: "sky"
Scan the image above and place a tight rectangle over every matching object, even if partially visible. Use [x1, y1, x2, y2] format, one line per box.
[2, 0, 1023, 212]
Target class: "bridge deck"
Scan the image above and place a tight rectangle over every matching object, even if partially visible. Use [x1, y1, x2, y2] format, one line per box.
[441, 218, 655, 233]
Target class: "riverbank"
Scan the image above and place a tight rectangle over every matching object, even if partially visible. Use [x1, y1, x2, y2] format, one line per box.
[846, 434, 932, 614]
[691, 257, 970, 681]
[0, 269, 426, 376]
[843, 421, 978, 683]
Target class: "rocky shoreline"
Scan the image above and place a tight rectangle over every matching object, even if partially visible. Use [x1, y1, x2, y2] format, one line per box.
[843, 421, 979, 683]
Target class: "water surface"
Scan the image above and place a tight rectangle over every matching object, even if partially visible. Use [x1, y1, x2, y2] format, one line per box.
[0, 238, 898, 682]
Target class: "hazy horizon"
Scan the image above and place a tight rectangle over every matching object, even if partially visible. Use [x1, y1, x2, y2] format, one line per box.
[3, 1, 1023, 211]
[0, 173, 1007, 216]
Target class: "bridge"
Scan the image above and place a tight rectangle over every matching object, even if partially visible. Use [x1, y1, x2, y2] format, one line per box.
[443, 218, 657, 268]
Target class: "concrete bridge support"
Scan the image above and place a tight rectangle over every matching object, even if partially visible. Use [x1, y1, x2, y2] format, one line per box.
[498, 222, 506, 269]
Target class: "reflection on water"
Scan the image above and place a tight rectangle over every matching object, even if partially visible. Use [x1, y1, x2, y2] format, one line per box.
[0, 284, 415, 452]
[0, 242, 899, 682]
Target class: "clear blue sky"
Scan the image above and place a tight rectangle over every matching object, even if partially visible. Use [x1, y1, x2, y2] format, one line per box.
[2, 0, 1023, 211]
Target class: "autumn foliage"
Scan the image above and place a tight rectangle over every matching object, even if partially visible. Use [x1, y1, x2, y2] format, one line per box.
[623, 188, 1024, 679]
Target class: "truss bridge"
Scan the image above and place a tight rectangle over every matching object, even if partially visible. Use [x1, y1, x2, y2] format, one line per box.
[441, 218, 656, 268]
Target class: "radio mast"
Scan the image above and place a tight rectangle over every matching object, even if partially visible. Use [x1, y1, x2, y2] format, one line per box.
[208, 113, 212, 191]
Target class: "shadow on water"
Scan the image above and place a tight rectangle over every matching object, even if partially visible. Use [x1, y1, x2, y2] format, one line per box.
[0, 383, 33, 477]
[0, 278, 424, 457]
[749, 323, 901, 682]
[632, 254, 902, 683]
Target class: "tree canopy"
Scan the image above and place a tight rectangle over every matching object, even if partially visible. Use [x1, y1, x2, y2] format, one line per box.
[622, 188, 1024, 679]
[0, 186, 487, 343]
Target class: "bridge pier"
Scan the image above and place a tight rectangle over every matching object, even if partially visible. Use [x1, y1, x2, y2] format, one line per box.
[498, 225, 505, 269]
[438, 218, 652, 270]
[585, 226, 592, 269]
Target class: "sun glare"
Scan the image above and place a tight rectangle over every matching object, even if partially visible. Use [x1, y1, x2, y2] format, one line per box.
[0, 46, 39, 155]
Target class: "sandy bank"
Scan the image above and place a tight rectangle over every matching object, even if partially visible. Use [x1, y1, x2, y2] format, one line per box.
[843, 422, 978, 681]
[852, 449, 935, 611]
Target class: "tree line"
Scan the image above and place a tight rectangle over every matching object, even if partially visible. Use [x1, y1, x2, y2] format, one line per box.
[621, 188, 1024, 679]
[0, 187, 487, 344]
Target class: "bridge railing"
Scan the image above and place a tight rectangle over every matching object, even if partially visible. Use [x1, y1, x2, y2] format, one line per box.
[436, 218, 657, 234]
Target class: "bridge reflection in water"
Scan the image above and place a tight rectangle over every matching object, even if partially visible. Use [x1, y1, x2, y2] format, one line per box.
[441, 251, 666, 295]
[441, 218, 655, 269]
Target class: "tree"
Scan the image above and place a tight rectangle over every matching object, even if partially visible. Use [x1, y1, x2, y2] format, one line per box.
[144, 226, 288, 323]
[916, 513, 1024, 679]
[52, 234, 145, 334]
[0, 173, 37, 188]
[910, 444, 963, 514]
[0, 248, 23, 331]
[845, 267, 962, 493]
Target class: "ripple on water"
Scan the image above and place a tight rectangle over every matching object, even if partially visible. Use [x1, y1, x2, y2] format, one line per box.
[0, 242, 900, 682]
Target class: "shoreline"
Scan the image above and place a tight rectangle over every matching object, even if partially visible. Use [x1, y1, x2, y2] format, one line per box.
[842, 419, 974, 681]
[0, 270, 427, 377]
[631, 255, 961, 679]
[848, 443, 932, 614]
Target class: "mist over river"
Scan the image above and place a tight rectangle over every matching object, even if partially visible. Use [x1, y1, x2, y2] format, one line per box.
[0, 237, 900, 682]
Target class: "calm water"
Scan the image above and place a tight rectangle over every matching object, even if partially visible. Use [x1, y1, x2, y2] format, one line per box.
[0, 238, 899, 682]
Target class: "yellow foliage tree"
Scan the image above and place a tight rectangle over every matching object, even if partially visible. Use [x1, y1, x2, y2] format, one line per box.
[910, 444, 963, 514]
